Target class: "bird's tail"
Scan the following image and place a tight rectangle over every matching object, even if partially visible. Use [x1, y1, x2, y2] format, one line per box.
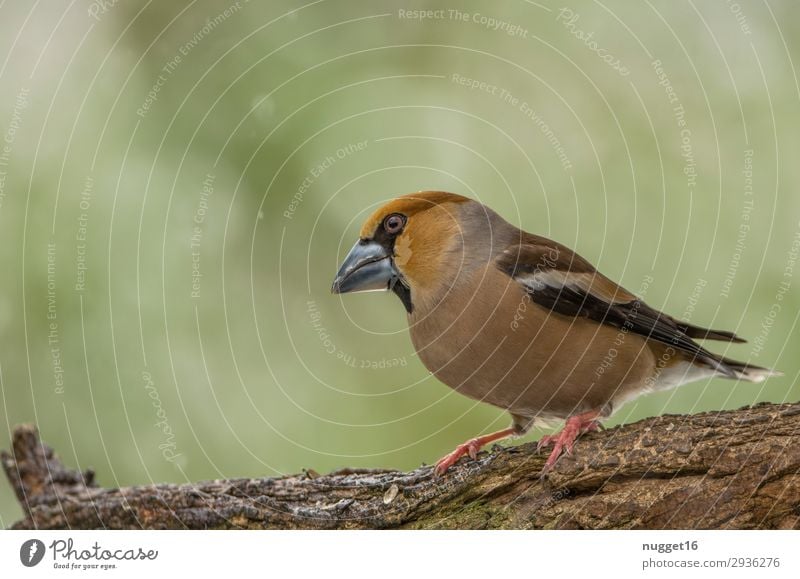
[678, 322, 746, 343]
[715, 356, 783, 383]
[677, 322, 781, 382]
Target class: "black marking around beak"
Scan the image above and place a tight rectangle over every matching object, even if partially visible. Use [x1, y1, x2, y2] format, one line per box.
[331, 240, 397, 294]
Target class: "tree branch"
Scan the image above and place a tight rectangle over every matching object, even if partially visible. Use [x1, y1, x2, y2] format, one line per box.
[4, 402, 800, 529]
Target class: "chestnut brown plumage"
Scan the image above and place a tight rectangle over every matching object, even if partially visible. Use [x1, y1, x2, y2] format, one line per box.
[331, 191, 781, 475]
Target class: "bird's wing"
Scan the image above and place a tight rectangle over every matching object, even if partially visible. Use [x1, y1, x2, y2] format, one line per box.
[494, 241, 735, 376]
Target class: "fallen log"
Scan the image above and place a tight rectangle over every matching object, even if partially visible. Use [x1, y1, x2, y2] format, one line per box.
[3, 401, 800, 529]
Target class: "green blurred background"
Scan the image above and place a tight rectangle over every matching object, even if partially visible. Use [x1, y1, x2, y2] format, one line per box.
[1, 0, 798, 525]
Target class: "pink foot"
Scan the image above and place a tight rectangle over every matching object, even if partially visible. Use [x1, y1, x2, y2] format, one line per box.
[434, 438, 482, 476]
[536, 411, 602, 474]
[434, 427, 517, 476]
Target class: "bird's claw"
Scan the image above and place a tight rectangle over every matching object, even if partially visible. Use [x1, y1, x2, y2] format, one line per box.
[535, 434, 556, 453]
[434, 439, 481, 476]
[581, 420, 602, 434]
[536, 413, 602, 475]
[433, 427, 518, 476]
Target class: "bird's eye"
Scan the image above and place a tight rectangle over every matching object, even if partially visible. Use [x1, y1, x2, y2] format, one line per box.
[383, 213, 405, 235]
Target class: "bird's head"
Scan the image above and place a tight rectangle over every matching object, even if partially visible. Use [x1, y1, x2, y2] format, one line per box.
[331, 191, 473, 313]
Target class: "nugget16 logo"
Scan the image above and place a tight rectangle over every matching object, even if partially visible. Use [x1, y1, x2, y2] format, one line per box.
[19, 539, 46, 567]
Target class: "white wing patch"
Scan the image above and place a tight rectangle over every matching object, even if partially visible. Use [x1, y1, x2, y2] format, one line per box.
[514, 269, 633, 305]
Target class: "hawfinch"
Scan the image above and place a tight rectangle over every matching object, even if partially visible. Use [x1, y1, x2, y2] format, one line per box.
[331, 191, 780, 475]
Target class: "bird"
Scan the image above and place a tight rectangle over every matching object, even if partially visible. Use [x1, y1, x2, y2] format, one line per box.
[331, 191, 781, 475]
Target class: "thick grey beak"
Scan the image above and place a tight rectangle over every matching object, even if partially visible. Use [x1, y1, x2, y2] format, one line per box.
[331, 240, 399, 294]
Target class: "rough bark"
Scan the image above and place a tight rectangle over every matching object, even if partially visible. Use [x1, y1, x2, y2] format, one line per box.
[3, 402, 800, 529]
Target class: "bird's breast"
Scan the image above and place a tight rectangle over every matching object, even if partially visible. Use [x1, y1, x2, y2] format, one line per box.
[407, 266, 656, 418]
